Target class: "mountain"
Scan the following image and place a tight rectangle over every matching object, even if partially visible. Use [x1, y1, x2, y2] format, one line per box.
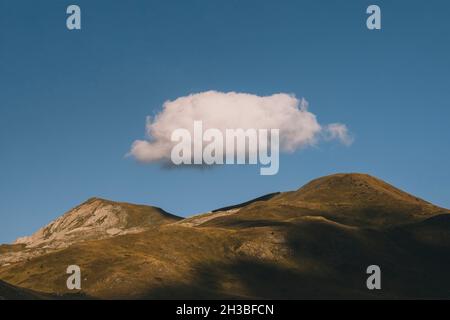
[0, 198, 181, 265]
[14, 197, 181, 248]
[0, 173, 449, 299]
[190, 173, 445, 228]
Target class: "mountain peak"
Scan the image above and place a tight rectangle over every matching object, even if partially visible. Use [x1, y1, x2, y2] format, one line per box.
[293, 173, 429, 204]
[265, 172, 446, 227]
[81, 197, 115, 206]
[196, 173, 448, 229]
[13, 198, 181, 249]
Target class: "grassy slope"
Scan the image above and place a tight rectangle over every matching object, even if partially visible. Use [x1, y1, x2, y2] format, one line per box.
[204, 173, 447, 228]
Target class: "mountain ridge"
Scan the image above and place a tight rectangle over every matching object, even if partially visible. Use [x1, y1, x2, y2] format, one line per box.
[1, 173, 449, 299]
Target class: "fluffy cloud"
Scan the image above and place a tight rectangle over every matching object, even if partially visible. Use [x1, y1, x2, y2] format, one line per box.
[129, 91, 352, 163]
[324, 123, 354, 146]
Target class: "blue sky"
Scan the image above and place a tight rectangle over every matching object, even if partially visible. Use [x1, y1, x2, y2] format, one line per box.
[1, 0, 449, 243]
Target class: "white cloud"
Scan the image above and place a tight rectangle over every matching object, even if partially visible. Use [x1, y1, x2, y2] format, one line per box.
[324, 123, 354, 146]
[129, 91, 352, 163]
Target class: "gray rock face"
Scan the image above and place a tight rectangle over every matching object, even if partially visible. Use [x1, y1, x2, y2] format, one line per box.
[1, 198, 181, 266]
[15, 199, 141, 248]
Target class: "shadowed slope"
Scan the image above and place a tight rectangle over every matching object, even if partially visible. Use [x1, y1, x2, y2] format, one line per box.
[0, 280, 41, 300]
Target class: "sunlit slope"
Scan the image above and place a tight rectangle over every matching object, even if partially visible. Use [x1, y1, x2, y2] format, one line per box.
[199, 173, 447, 228]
